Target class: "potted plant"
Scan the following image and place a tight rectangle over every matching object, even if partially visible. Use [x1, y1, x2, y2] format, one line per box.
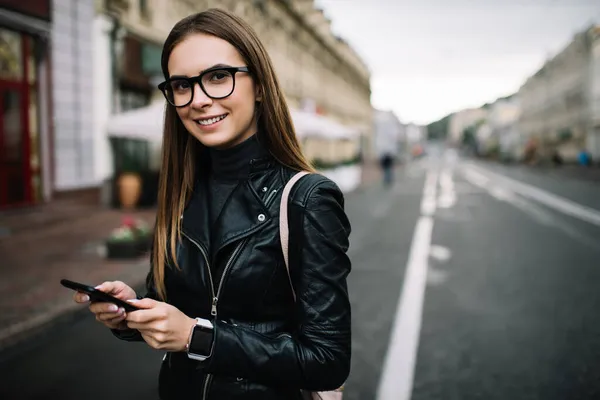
[105, 216, 153, 259]
[112, 138, 150, 209]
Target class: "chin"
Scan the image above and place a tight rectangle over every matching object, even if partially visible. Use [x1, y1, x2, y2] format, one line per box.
[189, 128, 237, 149]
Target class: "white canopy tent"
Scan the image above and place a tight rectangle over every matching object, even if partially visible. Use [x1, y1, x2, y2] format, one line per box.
[107, 101, 167, 142]
[106, 101, 360, 141]
[288, 109, 359, 140]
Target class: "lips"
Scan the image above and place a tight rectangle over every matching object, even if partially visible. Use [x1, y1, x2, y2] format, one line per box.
[195, 114, 228, 126]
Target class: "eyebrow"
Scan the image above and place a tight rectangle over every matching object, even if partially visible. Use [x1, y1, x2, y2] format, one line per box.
[169, 63, 235, 79]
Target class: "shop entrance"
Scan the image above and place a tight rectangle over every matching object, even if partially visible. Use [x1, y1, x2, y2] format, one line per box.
[0, 79, 29, 206]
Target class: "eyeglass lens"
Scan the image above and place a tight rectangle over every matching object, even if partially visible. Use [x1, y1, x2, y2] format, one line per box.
[165, 69, 235, 106]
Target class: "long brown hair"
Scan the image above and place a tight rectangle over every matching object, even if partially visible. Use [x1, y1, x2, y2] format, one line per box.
[152, 8, 315, 300]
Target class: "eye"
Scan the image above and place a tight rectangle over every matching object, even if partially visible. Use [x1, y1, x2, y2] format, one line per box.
[206, 70, 233, 83]
[170, 79, 190, 91]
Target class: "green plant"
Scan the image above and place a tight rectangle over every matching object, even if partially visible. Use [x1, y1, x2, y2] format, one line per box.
[558, 128, 573, 143]
[110, 137, 150, 174]
[310, 153, 361, 170]
[107, 216, 151, 243]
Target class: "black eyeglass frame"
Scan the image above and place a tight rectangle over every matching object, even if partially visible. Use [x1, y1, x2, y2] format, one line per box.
[157, 66, 250, 107]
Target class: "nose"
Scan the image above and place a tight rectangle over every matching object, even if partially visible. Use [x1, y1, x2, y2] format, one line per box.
[190, 82, 212, 108]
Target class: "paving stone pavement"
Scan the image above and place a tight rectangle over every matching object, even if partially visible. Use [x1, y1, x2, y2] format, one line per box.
[0, 200, 156, 355]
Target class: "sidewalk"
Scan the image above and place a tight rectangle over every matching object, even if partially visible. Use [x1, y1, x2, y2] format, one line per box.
[0, 199, 156, 356]
[528, 164, 600, 183]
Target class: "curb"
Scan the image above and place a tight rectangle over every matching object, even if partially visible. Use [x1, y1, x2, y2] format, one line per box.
[0, 280, 147, 365]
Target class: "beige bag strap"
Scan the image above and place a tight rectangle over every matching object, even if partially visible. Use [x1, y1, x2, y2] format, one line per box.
[280, 172, 345, 399]
[279, 171, 310, 302]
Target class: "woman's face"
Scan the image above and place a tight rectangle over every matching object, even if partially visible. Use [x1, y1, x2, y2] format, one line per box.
[167, 33, 260, 149]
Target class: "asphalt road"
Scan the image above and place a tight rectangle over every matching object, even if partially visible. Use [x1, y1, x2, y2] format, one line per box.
[2, 149, 600, 400]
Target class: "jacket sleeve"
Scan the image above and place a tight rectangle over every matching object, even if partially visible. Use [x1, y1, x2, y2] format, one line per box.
[202, 178, 352, 391]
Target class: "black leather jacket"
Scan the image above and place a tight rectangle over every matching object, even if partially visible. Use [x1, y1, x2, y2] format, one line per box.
[116, 158, 352, 400]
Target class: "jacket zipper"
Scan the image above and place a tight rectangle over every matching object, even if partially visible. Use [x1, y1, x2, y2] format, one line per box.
[202, 374, 213, 400]
[179, 231, 215, 400]
[183, 188, 278, 400]
[213, 237, 248, 315]
[180, 231, 216, 306]
[210, 188, 279, 316]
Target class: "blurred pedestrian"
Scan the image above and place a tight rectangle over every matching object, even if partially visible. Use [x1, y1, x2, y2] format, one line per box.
[73, 8, 351, 400]
[551, 150, 563, 166]
[380, 152, 395, 187]
[578, 149, 592, 167]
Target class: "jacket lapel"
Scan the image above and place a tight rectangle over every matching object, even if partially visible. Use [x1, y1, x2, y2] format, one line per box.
[211, 178, 273, 259]
[181, 178, 211, 253]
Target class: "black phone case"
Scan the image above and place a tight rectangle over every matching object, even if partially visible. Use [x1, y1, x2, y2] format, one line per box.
[60, 279, 140, 312]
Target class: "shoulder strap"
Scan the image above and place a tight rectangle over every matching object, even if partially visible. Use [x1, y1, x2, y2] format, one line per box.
[279, 171, 310, 302]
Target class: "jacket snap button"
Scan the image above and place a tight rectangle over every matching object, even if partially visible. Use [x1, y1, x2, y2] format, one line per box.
[258, 214, 266, 222]
[262, 187, 268, 192]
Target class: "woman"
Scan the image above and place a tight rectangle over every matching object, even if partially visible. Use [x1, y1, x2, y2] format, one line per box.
[74, 8, 352, 400]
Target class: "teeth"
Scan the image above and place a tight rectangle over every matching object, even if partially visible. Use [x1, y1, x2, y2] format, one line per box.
[197, 114, 226, 126]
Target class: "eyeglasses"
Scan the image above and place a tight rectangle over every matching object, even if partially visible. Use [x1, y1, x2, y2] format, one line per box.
[158, 66, 250, 107]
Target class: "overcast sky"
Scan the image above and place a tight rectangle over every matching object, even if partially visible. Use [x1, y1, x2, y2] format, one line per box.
[315, 0, 600, 125]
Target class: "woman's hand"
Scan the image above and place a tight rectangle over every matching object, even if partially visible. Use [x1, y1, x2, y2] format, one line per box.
[72, 281, 137, 330]
[125, 298, 196, 352]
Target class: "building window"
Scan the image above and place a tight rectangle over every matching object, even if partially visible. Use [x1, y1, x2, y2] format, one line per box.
[0, 29, 23, 81]
[120, 89, 150, 112]
[139, 0, 150, 20]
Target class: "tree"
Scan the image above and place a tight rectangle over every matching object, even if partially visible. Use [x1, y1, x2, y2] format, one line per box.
[427, 113, 453, 140]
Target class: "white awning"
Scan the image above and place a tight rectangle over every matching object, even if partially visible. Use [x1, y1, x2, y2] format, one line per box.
[107, 101, 166, 142]
[107, 102, 359, 142]
[290, 109, 359, 140]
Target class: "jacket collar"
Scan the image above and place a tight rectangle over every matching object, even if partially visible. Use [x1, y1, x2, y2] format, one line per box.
[181, 160, 280, 261]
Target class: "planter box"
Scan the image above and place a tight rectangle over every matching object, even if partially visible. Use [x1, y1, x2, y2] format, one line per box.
[136, 235, 153, 254]
[106, 235, 152, 260]
[320, 164, 362, 193]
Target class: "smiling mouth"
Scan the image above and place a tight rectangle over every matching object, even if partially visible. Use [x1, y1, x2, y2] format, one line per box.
[195, 114, 228, 126]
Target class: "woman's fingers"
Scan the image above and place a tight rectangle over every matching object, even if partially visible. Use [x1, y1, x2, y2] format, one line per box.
[94, 308, 125, 320]
[73, 291, 90, 303]
[95, 308, 127, 328]
[89, 301, 123, 314]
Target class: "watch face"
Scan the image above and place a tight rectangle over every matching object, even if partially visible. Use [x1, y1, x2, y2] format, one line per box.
[189, 325, 213, 356]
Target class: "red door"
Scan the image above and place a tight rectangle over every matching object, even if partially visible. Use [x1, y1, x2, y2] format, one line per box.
[0, 79, 30, 207]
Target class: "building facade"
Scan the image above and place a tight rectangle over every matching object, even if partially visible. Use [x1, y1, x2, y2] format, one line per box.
[405, 123, 427, 146]
[491, 98, 522, 160]
[589, 25, 600, 160]
[448, 107, 488, 144]
[0, 1, 52, 208]
[373, 109, 404, 159]
[52, 0, 96, 191]
[518, 24, 600, 162]
[94, 0, 372, 183]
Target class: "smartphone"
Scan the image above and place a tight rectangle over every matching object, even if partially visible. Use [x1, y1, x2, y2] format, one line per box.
[60, 279, 140, 313]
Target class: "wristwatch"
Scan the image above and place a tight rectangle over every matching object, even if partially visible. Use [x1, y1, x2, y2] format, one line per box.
[186, 318, 214, 361]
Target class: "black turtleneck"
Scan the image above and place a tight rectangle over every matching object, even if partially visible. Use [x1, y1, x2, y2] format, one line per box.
[208, 134, 267, 231]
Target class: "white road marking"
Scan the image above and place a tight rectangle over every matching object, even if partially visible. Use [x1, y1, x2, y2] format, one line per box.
[465, 163, 600, 227]
[437, 169, 456, 209]
[439, 170, 454, 192]
[429, 245, 452, 262]
[420, 171, 438, 216]
[463, 167, 490, 188]
[463, 165, 600, 249]
[377, 171, 437, 400]
[466, 173, 556, 226]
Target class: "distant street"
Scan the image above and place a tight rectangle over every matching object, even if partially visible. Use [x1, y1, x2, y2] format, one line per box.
[2, 146, 600, 400]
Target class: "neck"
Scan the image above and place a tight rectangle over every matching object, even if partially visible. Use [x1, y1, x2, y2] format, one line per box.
[209, 134, 267, 180]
